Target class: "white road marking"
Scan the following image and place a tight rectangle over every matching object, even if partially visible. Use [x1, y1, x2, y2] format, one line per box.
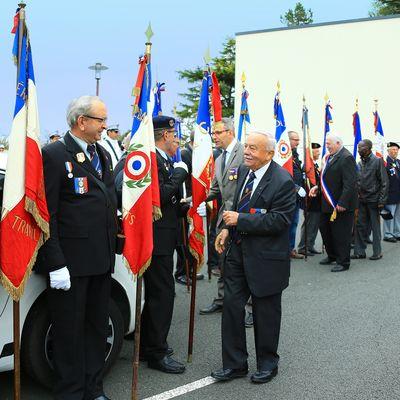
[142, 376, 216, 400]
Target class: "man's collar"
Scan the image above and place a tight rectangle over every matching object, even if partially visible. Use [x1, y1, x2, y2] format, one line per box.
[252, 161, 271, 178]
[69, 131, 92, 157]
[156, 146, 168, 161]
[225, 138, 237, 154]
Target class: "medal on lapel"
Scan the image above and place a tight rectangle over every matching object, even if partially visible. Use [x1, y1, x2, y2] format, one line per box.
[76, 152, 85, 163]
[74, 177, 88, 194]
[228, 167, 238, 181]
[65, 161, 73, 178]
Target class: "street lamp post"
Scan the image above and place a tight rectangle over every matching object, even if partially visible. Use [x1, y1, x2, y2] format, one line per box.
[88, 62, 108, 96]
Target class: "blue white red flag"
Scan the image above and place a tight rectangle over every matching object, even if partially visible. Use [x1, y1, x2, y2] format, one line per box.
[188, 71, 214, 268]
[122, 53, 161, 276]
[238, 89, 251, 143]
[353, 110, 362, 159]
[373, 111, 385, 160]
[152, 82, 165, 117]
[0, 8, 49, 300]
[273, 89, 293, 175]
[172, 118, 182, 163]
[322, 101, 333, 158]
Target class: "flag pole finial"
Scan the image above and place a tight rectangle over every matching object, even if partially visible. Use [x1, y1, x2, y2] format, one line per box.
[204, 47, 211, 65]
[374, 98, 378, 112]
[303, 94, 306, 104]
[277, 81, 281, 92]
[324, 92, 329, 103]
[241, 72, 246, 87]
[355, 98, 359, 111]
[145, 23, 153, 58]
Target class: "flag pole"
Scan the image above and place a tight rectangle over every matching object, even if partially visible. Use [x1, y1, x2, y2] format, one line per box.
[130, 23, 154, 400]
[13, 4, 26, 399]
[302, 95, 308, 262]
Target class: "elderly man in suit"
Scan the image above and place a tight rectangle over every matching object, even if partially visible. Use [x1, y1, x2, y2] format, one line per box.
[197, 118, 245, 317]
[36, 96, 117, 400]
[211, 131, 296, 384]
[310, 133, 357, 272]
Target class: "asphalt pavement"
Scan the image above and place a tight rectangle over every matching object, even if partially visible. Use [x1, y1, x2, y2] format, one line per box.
[2, 236, 400, 400]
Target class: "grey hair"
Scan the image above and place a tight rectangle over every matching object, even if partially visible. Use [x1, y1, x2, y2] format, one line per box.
[221, 117, 235, 134]
[66, 95, 102, 128]
[288, 130, 299, 139]
[326, 133, 343, 145]
[248, 130, 276, 151]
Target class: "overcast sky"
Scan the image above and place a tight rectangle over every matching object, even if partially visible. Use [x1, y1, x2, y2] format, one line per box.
[0, 0, 374, 140]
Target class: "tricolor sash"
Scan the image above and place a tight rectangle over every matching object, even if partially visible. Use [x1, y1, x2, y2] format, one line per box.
[320, 153, 337, 222]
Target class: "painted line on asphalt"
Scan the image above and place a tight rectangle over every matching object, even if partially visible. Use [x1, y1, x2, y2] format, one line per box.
[142, 376, 216, 400]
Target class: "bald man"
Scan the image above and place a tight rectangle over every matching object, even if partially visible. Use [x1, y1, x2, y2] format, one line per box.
[211, 131, 296, 384]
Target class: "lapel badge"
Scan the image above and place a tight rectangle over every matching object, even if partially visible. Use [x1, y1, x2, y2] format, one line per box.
[76, 152, 85, 163]
[65, 161, 73, 179]
[228, 167, 238, 181]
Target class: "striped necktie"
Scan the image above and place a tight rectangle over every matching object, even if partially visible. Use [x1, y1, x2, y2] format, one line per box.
[87, 144, 102, 179]
[237, 171, 256, 213]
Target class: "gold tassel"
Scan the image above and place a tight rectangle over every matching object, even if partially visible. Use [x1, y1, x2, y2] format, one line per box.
[330, 208, 337, 222]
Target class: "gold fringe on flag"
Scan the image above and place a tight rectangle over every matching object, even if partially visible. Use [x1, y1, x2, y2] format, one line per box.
[25, 197, 50, 240]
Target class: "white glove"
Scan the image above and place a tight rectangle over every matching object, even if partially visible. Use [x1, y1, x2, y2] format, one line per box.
[196, 201, 207, 217]
[49, 267, 71, 291]
[297, 187, 306, 198]
[173, 161, 188, 173]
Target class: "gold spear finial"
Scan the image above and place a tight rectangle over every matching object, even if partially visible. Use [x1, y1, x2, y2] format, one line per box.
[277, 81, 281, 92]
[145, 23, 154, 43]
[303, 94, 306, 104]
[204, 47, 211, 65]
[374, 98, 378, 112]
[324, 92, 329, 103]
[241, 72, 246, 87]
[355, 98, 359, 111]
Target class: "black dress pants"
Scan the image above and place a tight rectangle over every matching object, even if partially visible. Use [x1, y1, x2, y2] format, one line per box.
[319, 211, 354, 267]
[141, 254, 175, 361]
[222, 241, 282, 371]
[48, 273, 111, 400]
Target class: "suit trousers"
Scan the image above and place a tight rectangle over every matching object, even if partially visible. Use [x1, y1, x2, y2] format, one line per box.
[354, 202, 382, 257]
[141, 255, 175, 361]
[383, 203, 400, 239]
[48, 273, 111, 400]
[289, 203, 300, 251]
[222, 241, 281, 370]
[319, 211, 354, 267]
[298, 211, 321, 251]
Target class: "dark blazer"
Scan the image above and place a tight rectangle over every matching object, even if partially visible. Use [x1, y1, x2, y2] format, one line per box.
[307, 162, 321, 212]
[386, 156, 400, 205]
[320, 147, 357, 213]
[230, 161, 296, 297]
[153, 150, 187, 256]
[36, 132, 118, 276]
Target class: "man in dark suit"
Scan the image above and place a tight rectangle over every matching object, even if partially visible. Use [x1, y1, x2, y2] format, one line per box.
[36, 95, 117, 400]
[139, 115, 188, 374]
[211, 131, 296, 384]
[310, 134, 357, 272]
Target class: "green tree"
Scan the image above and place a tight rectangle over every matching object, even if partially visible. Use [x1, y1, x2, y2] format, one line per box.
[176, 37, 235, 126]
[280, 2, 314, 26]
[369, 0, 400, 16]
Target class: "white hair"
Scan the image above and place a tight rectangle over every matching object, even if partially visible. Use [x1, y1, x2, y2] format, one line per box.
[248, 130, 276, 151]
[221, 117, 235, 134]
[326, 133, 343, 145]
[66, 95, 102, 128]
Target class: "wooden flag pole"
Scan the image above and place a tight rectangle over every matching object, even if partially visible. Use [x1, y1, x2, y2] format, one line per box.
[13, 4, 26, 399]
[187, 250, 198, 363]
[302, 96, 308, 262]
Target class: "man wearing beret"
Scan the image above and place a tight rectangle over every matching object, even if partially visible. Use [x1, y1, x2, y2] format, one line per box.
[383, 142, 400, 242]
[139, 115, 189, 374]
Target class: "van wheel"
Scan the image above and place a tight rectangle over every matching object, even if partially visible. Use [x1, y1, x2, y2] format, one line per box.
[21, 297, 124, 389]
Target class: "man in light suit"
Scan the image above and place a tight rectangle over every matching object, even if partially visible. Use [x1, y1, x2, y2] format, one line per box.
[211, 131, 296, 384]
[198, 118, 245, 316]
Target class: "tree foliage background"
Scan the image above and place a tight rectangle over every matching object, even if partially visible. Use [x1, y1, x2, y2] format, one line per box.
[176, 38, 235, 129]
[369, 0, 400, 16]
[280, 2, 314, 26]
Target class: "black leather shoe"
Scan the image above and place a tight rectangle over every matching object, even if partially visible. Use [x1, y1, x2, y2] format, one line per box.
[309, 248, 322, 254]
[319, 257, 336, 265]
[383, 237, 397, 243]
[140, 347, 173, 362]
[245, 311, 253, 328]
[211, 367, 248, 381]
[331, 265, 349, 272]
[199, 303, 222, 315]
[175, 275, 191, 286]
[93, 396, 111, 400]
[250, 367, 278, 384]
[350, 254, 366, 259]
[369, 254, 383, 260]
[366, 238, 373, 244]
[297, 249, 314, 256]
[148, 356, 185, 374]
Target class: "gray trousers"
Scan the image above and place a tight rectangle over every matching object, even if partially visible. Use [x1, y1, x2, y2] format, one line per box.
[298, 211, 320, 251]
[354, 202, 382, 257]
[383, 203, 400, 239]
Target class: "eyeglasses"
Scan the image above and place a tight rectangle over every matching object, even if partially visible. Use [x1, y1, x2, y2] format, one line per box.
[82, 115, 108, 124]
[213, 129, 229, 135]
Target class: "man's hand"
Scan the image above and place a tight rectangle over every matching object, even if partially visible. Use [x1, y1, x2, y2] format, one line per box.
[173, 161, 188, 173]
[223, 211, 239, 226]
[309, 186, 318, 197]
[215, 229, 229, 254]
[49, 267, 71, 291]
[196, 201, 207, 217]
[336, 204, 346, 213]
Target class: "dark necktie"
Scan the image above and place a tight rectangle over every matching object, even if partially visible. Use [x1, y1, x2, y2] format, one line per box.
[221, 150, 227, 173]
[237, 171, 256, 213]
[87, 144, 102, 179]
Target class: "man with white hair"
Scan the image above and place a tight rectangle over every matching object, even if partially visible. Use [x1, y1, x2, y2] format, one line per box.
[212, 131, 295, 384]
[310, 133, 357, 272]
[36, 95, 116, 400]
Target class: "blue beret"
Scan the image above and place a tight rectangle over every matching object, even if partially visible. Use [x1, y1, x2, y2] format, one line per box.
[153, 115, 175, 130]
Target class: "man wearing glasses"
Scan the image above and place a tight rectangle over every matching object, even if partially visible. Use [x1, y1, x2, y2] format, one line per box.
[36, 95, 117, 400]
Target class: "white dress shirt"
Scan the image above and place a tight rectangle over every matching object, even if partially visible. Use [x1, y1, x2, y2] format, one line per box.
[238, 161, 271, 201]
[224, 138, 237, 165]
